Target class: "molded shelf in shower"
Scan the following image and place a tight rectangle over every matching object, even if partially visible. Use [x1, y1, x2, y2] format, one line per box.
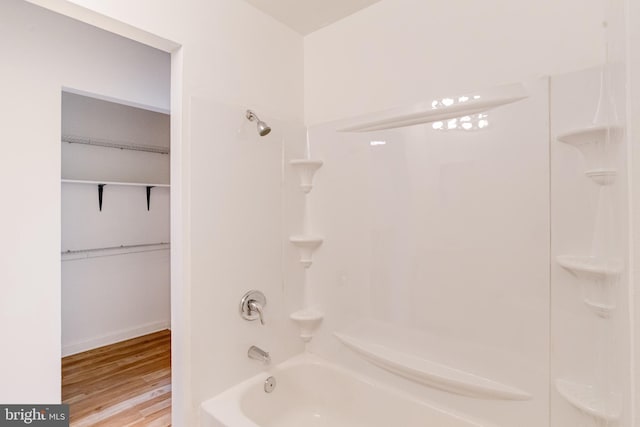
[290, 159, 323, 194]
[584, 168, 617, 185]
[583, 299, 615, 318]
[289, 236, 323, 268]
[555, 379, 621, 423]
[334, 332, 531, 401]
[337, 82, 528, 132]
[556, 255, 622, 280]
[556, 125, 623, 146]
[290, 309, 324, 342]
[556, 125, 623, 181]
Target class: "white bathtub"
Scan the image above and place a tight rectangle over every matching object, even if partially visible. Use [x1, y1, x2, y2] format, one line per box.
[201, 354, 492, 427]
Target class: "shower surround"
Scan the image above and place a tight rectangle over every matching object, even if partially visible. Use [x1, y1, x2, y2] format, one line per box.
[203, 67, 630, 426]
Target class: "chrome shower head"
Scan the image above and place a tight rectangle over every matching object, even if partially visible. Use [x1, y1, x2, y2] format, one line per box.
[246, 109, 271, 136]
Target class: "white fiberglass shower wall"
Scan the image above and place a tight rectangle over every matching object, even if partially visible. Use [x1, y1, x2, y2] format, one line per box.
[304, 81, 550, 427]
[301, 72, 630, 427]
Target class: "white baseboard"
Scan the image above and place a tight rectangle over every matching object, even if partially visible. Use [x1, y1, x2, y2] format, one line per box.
[62, 320, 171, 357]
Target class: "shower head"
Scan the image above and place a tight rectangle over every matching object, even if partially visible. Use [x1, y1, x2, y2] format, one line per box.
[246, 109, 271, 136]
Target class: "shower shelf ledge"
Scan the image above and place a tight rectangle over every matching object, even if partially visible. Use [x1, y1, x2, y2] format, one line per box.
[555, 379, 621, 422]
[289, 159, 323, 194]
[556, 125, 623, 179]
[556, 124, 623, 146]
[334, 332, 531, 401]
[289, 236, 323, 268]
[584, 169, 617, 185]
[556, 255, 622, 280]
[290, 309, 324, 343]
[337, 82, 528, 132]
[583, 299, 615, 318]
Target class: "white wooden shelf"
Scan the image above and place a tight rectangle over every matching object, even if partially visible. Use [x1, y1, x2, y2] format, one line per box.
[334, 332, 531, 401]
[62, 134, 169, 154]
[62, 242, 170, 261]
[62, 179, 169, 211]
[62, 179, 170, 187]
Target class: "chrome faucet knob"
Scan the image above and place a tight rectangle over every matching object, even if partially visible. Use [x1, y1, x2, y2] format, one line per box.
[248, 300, 265, 325]
[240, 290, 267, 325]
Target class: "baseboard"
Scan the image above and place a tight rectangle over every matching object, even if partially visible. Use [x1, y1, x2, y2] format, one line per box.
[62, 320, 171, 357]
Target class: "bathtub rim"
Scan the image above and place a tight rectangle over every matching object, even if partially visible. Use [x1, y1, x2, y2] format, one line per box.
[200, 352, 497, 427]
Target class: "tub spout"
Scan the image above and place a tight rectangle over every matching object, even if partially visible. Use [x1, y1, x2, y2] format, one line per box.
[248, 345, 270, 364]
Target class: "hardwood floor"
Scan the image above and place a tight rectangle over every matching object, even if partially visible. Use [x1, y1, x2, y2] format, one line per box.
[62, 330, 171, 426]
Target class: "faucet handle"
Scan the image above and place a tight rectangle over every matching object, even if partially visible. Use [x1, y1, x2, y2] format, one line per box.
[240, 290, 267, 325]
[248, 300, 265, 325]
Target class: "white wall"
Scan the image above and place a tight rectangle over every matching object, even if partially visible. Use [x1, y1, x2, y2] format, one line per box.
[0, 0, 169, 405]
[14, 1, 305, 425]
[304, 0, 606, 125]
[61, 93, 171, 356]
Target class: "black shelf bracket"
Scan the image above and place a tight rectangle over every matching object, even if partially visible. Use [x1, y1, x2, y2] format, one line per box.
[146, 186, 155, 211]
[98, 184, 105, 211]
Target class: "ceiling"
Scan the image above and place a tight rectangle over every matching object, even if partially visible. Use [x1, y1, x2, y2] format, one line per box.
[242, 0, 383, 35]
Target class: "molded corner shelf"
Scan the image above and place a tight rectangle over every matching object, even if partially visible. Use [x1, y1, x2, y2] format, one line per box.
[583, 299, 616, 318]
[290, 159, 323, 194]
[556, 125, 623, 184]
[289, 236, 323, 268]
[337, 82, 528, 132]
[556, 255, 621, 317]
[584, 169, 617, 185]
[290, 309, 324, 342]
[334, 332, 531, 401]
[555, 379, 621, 422]
[556, 255, 622, 280]
[556, 125, 622, 147]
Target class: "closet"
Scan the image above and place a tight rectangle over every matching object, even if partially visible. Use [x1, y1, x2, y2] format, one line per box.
[61, 91, 170, 356]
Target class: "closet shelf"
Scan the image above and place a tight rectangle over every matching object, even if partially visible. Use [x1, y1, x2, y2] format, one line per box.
[62, 134, 169, 154]
[334, 332, 531, 401]
[62, 179, 169, 211]
[556, 255, 622, 280]
[337, 82, 528, 132]
[62, 242, 170, 261]
[290, 309, 324, 343]
[62, 179, 169, 188]
[555, 379, 621, 422]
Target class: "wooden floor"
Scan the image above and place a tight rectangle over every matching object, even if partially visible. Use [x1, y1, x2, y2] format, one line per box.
[62, 330, 171, 427]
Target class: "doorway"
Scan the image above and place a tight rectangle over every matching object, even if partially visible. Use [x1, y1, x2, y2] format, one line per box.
[61, 91, 171, 425]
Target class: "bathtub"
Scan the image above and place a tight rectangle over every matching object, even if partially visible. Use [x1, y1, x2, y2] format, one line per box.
[201, 354, 491, 427]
